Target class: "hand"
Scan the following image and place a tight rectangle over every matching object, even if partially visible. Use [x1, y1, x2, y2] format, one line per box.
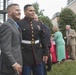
[13, 63, 22, 74]
[43, 56, 48, 63]
[64, 37, 66, 39]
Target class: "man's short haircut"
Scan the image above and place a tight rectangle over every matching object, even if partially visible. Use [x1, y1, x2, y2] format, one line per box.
[7, 3, 19, 11]
[66, 25, 70, 28]
[24, 4, 33, 11]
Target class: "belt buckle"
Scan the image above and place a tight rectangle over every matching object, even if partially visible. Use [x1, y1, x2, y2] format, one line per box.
[31, 40, 35, 44]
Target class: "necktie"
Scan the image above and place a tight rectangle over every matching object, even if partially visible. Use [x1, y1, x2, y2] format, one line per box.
[68, 30, 69, 34]
[15, 22, 19, 28]
[15, 22, 22, 42]
[15, 22, 21, 33]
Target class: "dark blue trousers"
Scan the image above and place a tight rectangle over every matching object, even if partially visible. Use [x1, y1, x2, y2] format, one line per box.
[22, 62, 44, 75]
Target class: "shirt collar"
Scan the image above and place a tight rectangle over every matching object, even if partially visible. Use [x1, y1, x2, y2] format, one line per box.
[8, 18, 19, 28]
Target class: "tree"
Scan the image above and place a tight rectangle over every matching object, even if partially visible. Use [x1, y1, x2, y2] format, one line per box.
[32, 2, 44, 16]
[58, 8, 76, 36]
[32, 2, 53, 34]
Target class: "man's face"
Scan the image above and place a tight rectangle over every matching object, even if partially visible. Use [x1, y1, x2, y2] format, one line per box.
[9, 5, 21, 21]
[33, 15, 38, 21]
[24, 6, 35, 19]
[66, 26, 70, 30]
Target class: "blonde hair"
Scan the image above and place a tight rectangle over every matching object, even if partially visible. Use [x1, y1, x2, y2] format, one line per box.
[53, 25, 59, 32]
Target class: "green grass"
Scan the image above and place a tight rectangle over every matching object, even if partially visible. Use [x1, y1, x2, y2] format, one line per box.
[47, 60, 76, 75]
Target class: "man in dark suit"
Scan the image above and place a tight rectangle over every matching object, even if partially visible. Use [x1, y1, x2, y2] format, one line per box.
[17, 4, 49, 75]
[33, 14, 51, 49]
[33, 14, 52, 75]
[0, 4, 22, 75]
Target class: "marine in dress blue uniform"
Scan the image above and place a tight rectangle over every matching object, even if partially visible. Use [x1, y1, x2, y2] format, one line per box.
[17, 4, 49, 75]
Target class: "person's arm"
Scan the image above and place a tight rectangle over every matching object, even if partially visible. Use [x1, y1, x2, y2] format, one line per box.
[0, 25, 16, 66]
[54, 32, 58, 41]
[0, 24, 22, 73]
[40, 24, 49, 63]
[71, 30, 76, 38]
[0, 24, 16, 66]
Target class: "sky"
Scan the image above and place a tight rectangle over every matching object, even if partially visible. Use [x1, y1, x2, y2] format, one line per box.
[12, 0, 67, 19]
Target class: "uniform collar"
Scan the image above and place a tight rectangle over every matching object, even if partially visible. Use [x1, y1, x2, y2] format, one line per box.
[24, 17, 33, 22]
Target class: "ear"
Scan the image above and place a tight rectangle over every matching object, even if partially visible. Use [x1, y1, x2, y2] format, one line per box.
[8, 10, 12, 16]
[24, 10, 27, 15]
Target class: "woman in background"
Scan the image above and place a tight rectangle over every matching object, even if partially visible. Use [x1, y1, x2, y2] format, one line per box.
[50, 35, 57, 63]
[53, 26, 66, 64]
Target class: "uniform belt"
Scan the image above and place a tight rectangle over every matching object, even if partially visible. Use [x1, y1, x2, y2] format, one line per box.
[22, 40, 39, 44]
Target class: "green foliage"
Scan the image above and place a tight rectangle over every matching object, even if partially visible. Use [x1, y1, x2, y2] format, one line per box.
[32, 2, 43, 16]
[58, 8, 76, 36]
[32, 2, 53, 34]
[48, 61, 76, 75]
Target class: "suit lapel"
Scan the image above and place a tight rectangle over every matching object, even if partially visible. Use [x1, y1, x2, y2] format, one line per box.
[12, 23, 20, 34]
[7, 19, 21, 41]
